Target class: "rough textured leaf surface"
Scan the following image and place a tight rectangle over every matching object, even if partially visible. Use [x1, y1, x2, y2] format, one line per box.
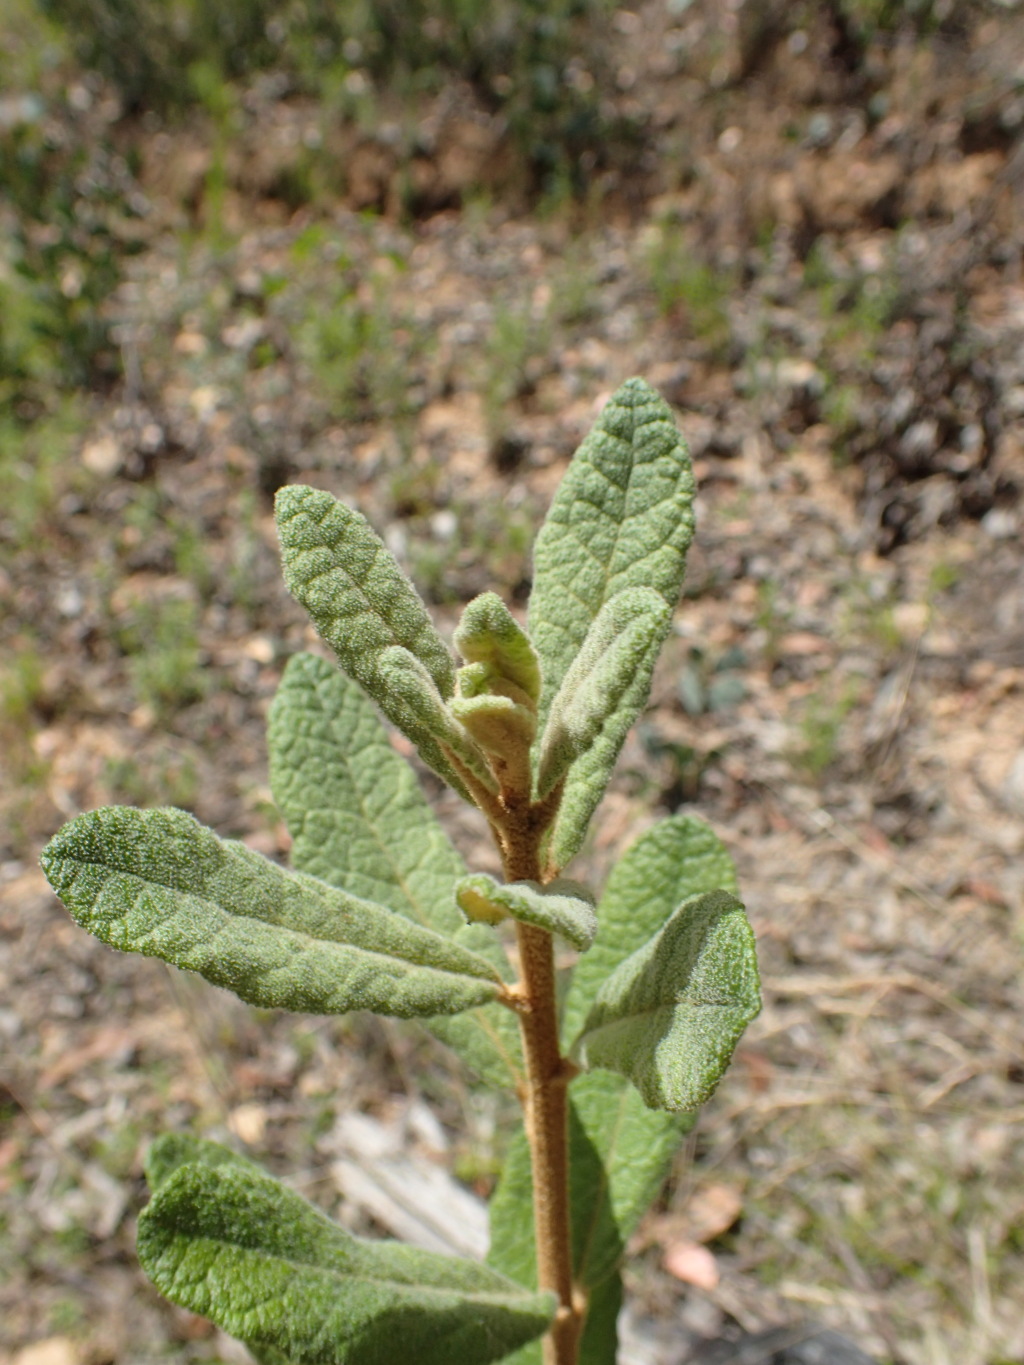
[573, 890, 760, 1112]
[274, 485, 471, 794]
[537, 586, 671, 871]
[376, 646, 496, 792]
[268, 654, 523, 1088]
[537, 587, 669, 798]
[456, 874, 597, 951]
[138, 1149, 555, 1365]
[563, 814, 739, 1048]
[527, 379, 695, 870]
[269, 653, 466, 924]
[528, 378, 694, 734]
[488, 1071, 685, 1306]
[425, 926, 525, 1092]
[41, 806, 503, 1019]
[145, 1133, 258, 1192]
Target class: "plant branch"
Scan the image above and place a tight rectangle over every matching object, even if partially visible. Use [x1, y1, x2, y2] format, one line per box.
[502, 815, 581, 1365]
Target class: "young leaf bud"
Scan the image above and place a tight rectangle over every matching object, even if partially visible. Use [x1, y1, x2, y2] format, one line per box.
[454, 593, 541, 708]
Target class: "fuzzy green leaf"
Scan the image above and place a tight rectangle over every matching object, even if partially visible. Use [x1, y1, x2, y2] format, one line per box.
[428, 928, 525, 1091]
[41, 806, 504, 1020]
[245, 1349, 291, 1365]
[488, 1071, 685, 1301]
[376, 646, 498, 794]
[275, 485, 453, 694]
[456, 874, 597, 952]
[566, 1072, 688, 1286]
[454, 593, 541, 706]
[275, 485, 473, 795]
[537, 587, 670, 799]
[528, 380, 695, 870]
[572, 890, 760, 1112]
[528, 378, 694, 735]
[449, 694, 536, 760]
[145, 1133, 259, 1192]
[269, 652, 467, 925]
[138, 1149, 555, 1365]
[268, 653, 523, 1089]
[577, 1271, 622, 1365]
[562, 814, 739, 1048]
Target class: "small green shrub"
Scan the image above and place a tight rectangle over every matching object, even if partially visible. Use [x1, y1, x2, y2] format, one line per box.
[0, 82, 145, 431]
[40, 0, 627, 193]
[41, 379, 760, 1365]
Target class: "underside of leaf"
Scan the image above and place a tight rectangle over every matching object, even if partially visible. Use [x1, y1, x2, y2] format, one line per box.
[563, 814, 740, 1047]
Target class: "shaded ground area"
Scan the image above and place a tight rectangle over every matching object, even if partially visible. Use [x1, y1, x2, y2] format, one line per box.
[2, 4, 1024, 1363]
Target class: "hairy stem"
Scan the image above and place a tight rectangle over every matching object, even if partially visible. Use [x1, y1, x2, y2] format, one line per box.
[503, 814, 580, 1365]
[515, 922, 579, 1365]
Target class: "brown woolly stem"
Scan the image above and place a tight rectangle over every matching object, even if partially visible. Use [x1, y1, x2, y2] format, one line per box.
[502, 812, 581, 1365]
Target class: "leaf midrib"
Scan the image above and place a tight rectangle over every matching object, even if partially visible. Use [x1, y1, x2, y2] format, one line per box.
[165, 1230, 533, 1304]
[76, 857, 500, 986]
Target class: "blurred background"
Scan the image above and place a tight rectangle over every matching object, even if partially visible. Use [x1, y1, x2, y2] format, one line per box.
[2, 1, 1023, 1362]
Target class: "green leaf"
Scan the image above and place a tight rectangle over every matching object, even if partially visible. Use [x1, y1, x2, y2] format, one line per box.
[577, 1271, 622, 1365]
[245, 1349, 292, 1365]
[487, 820, 732, 1310]
[493, 1334, 541, 1364]
[488, 1072, 685, 1297]
[528, 377, 695, 737]
[572, 890, 760, 1113]
[376, 645, 498, 793]
[566, 1072, 687, 1287]
[536, 586, 672, 871]
[528, 381, 695, 871]
[147, 1134, 298, 1365]
[456, 874, 597, 952]
[454, 593, 541, 706]
[269, 653, 467, 926]
[138, 1149, 555, 1365]
[268, 654, 523, 1089]
[41, 806, 505, 1020]
[562, 814, 739, 1048]
[274, 485, 472, 795]
[145, 1133, 259, 1192]
[537, 587, 670, 798]
[428, 996, 525, 1093]
[449, 694, 536, 764]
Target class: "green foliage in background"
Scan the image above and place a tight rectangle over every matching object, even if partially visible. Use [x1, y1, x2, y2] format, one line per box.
[37, 0, 624, 190]
[41, 379, 761, 1365]
[0, 100, 136, 420]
